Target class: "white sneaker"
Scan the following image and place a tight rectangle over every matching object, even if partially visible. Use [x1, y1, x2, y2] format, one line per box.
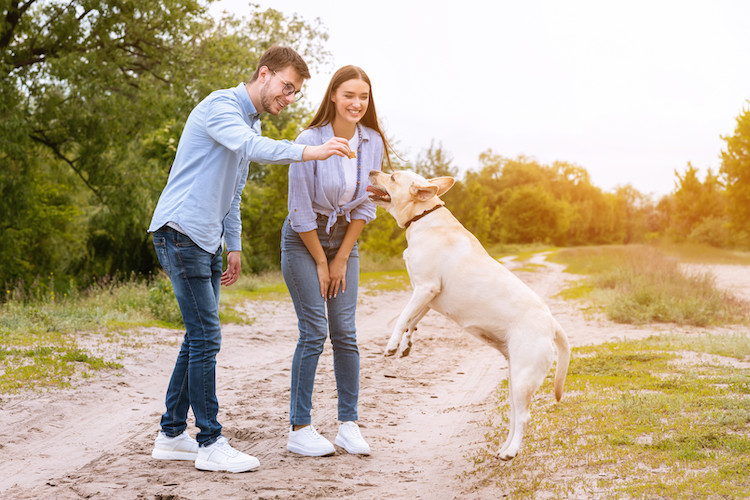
[151, 430, 199, 460]
[335, 421, 370, 455]
[194, 436, 260, 473]
[287, 425, 335, 456]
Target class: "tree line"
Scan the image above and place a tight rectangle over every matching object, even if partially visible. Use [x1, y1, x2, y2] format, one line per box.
[2, 1, 749, 299]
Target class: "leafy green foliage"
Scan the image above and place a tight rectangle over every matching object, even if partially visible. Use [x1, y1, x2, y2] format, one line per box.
[3, 1, 750, 301]
[0, 0, 330, 295]
[666, 163, 726, 243]
[720, 102, 750, 245]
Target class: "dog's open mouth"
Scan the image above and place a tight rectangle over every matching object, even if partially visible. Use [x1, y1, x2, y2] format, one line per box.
[366, 185, 391, 203]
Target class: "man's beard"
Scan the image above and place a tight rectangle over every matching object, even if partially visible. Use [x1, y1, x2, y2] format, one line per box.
[259, 87, 278, 114]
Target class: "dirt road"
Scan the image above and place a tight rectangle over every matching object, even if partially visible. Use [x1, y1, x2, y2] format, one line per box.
[1, 256, 747, 499]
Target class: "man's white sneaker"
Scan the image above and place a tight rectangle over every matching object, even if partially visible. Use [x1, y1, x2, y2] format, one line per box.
[151, 430, 199, 460]
[335, 421, 371, 455]
[287, 425, 335, 456]
[194, 436, 260, 473]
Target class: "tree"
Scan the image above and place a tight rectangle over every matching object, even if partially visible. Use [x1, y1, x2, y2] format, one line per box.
[614, 184, 657, 244]
[0, 1, 331, 291]
[720, 103, 750, 245]
[669, 163, 726, 243]
[499, 185, 568, 244]
[414, 140, 458, 178]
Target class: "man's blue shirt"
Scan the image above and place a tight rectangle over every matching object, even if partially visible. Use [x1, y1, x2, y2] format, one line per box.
[149, 83, 305, 253]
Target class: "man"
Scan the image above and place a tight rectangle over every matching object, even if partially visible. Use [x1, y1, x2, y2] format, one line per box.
[148, 46, 351, 473]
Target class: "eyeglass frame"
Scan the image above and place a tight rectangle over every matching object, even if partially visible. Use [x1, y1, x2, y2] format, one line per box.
[270, 69, 304, 102]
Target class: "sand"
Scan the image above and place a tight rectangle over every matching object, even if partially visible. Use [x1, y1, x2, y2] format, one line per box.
[1, 256, 748, 499]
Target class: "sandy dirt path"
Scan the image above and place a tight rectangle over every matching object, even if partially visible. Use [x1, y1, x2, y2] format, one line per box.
[1, 256, 748, 499]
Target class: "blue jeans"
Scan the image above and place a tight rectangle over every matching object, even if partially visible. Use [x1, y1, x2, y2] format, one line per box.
[152, 226, 223, 446]
[281, 215, 360, 426]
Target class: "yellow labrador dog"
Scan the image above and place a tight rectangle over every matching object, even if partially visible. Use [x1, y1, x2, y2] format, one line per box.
[367, 169, 570, 460]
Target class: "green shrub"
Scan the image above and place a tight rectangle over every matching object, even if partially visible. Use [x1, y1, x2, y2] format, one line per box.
[147, 276, 183, 326]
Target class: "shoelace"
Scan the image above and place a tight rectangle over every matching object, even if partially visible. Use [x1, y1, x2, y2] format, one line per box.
[343, 423, 363, 439]
[305, 426, 324, 439]
[215, 437, 240, 457]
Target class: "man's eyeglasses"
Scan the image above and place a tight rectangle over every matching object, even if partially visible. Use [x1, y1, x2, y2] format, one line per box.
[271, 69, 304, 102]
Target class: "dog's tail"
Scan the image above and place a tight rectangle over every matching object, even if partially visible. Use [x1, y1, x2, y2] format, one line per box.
[552, 318, 570, 402]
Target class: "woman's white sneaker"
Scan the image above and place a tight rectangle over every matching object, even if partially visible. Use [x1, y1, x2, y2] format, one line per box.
[194, 436, 260, 473]
[335, 421, 371, 455]
[151, 430, 199, 460]
[287, 425, 335, 456]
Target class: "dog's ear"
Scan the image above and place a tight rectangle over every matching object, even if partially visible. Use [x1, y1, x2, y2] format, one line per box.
[409, 182, 439, 201]
[428, 176, 455, 197]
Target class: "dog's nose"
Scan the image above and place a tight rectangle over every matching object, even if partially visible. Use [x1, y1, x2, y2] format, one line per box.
[368, 170, 379, 177]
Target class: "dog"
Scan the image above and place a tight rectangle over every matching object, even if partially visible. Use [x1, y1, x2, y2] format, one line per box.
[366, 169, 571, 460]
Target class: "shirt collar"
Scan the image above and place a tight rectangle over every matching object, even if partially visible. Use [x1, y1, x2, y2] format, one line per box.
[234, 82, 260, 120]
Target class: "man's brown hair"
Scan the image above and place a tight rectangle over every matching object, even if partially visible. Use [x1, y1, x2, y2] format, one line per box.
[250, 46, 310, 82]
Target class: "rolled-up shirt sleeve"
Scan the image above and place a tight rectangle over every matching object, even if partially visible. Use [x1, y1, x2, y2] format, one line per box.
[288, 131, 319, 233]
[205, 95, 305, 164]
[350, 196, 377, 224]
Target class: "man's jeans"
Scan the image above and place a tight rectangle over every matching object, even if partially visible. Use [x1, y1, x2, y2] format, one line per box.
[152, 226, 222, 446]
[281, 215, 360, 426]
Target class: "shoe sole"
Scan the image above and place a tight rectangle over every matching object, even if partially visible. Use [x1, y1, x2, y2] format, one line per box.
[286, 443, 335, 457]
[194, 457, 260, 473]
[152, 449, 199, 460]
[334, 436, 371, 455]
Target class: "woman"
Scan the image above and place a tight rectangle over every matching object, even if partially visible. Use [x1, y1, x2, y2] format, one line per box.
[281, 65, 393, 456]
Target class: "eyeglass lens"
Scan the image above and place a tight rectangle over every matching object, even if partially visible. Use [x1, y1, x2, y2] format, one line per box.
[284, 84, 303, 101]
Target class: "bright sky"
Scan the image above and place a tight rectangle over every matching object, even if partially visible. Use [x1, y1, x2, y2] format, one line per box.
[210, 0, 750, 197]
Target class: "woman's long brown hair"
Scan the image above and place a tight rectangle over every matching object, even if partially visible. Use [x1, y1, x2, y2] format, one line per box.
[307, 65, 394, 171]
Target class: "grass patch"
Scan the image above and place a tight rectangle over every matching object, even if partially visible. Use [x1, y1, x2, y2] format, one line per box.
[0, 265, 416, 393]
[487, 243, 557, 261]
[0, 272, 244, 393]
[550, 245, 749, 326]
[656, 241, 750, 265]
[361, 270, 411, 293]
[221, 270, 290, 304]
[0, 277, 176, 393]
[466, 333, 750, 499]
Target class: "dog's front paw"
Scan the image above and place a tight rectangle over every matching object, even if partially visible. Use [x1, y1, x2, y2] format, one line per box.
[384, 346, 398, 356]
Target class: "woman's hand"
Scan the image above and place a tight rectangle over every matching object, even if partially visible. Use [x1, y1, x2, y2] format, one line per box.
[327, 256, 347, 299]
[315, 261, 331, 300]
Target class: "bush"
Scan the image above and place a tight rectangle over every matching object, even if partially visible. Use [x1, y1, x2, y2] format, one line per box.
[147, 276, 183, 326]
[688, 217, 730, 247]
[554, 245, 749, 326]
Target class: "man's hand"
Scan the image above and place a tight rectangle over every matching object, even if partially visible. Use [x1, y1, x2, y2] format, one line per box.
[302, 137, 351, 161]
[221, 250, 241, 286]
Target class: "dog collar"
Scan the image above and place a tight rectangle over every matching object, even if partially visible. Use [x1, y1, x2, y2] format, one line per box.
[404, 205, 444, 229]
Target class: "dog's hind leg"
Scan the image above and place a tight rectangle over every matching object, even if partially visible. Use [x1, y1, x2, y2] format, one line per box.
[499, 366, 517, 456]
[385, 284, 439, 356]
[495, 337, 555, 460]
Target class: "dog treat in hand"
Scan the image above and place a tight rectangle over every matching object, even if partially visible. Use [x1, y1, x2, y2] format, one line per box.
[347, 150, 356, 159]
